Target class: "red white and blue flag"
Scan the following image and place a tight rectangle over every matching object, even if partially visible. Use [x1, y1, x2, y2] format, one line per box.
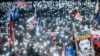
[3, 5, 19, 46]
[14, 0, 26, 6]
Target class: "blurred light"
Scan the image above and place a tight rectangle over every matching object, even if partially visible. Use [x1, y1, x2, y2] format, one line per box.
[19, 18, 22, 21]
[29, 43, 32, 46]
[35, 49, 38, 52]
[15, 30, 18, 33]
[40, 45, 44, 49]
[4, 42, 9, 46]
[43, 42, 47, 47]
[47, 41, 50, 44]
[17, 32, 20, 36]
[64, 42, 68, 46]
[61, 34, 64, 37]
[65, 36, 68, 39]
[3, 47, 7, 51]
[20, 43, 23, 46]
[23, 42, 27, 47]
[26, 33, 31, 38]
[23, 50, 27, 54]
[39, 49, 43, 54]
[19, 25, 24, 30]
[14, 47, 18, 50]
[6, 52, 10, 56]
[28, 35, 31, 38]
[14, 40, 18, 46]
[8, 38, 10, 41]
[2, 55, 4, 56]
[32, 46, 35, 49]
[59, 39, 62, 43]
[53, 52, 60, 56]
[23, 33, 25, 36]
[39, 38, 43, 41]
[12, 48, 14, 52]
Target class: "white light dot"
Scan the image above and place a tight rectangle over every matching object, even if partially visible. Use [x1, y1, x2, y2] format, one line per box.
[3, 47, 7, 51]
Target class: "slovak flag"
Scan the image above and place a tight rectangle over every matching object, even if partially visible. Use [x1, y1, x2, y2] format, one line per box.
[3, 6, 19, 46]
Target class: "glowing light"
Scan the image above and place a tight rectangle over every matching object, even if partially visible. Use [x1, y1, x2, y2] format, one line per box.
[53, 52, 60, 56]
[14, 40, 18, 46]
[6, 52, 10, 56]
[23, 33, 25, 35]
[4, 42, 9, 46]
[3, 47, 7, 51]
[17, 32, 20, 36]
[65, 36, 68, 39]
[20, 43, 23, 46]
[2, 55, 4, 56]
[14, 47, 18, 50]
[26, 33, 31, 38]
[40, 45, 44, 49]
[23, 50, 27, 54]
[12, 48, 14, 52]
[44, 50, 47, 54]
[35, 49, 38, 52]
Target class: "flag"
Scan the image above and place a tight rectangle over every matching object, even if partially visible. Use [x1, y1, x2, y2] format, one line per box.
[3, 6, 19, 46]
[8, 16, 15, 46]
[94, 0, 100, 24]
[34, 8, 41, 36]
[35, 17, 41, 36]
[12, 6, 19, 21]
[14, 0, 26, 6]
[3, 6, 19, 21]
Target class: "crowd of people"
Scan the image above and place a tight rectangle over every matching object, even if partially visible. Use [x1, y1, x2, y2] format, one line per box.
[0, 1, 100, 56]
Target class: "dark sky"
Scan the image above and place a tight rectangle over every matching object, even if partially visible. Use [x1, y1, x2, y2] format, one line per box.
[0, 0, 99, 2]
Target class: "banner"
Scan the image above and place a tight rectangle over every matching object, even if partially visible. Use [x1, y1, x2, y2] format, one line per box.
[75, 30, 95, 56]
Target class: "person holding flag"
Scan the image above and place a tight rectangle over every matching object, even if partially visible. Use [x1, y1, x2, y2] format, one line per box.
[26, 8, 41, 36]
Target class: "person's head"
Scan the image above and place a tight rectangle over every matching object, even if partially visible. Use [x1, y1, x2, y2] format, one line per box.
[71, 9, 78, 17]
[79, 39, 90, 51]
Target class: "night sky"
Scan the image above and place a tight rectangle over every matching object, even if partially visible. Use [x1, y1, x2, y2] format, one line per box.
[0, 0, 99, 2]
